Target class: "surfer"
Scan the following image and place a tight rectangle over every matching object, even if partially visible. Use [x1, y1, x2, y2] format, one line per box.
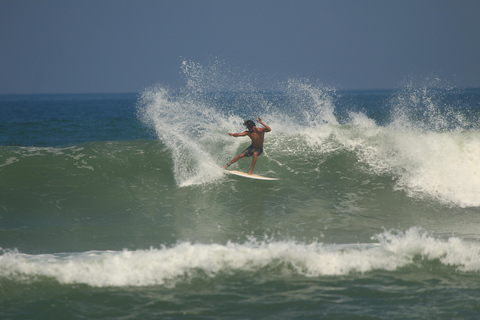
[223, 117, 271, 175]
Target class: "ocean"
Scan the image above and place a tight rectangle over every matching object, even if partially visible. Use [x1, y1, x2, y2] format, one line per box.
[2, 70, 480, 319]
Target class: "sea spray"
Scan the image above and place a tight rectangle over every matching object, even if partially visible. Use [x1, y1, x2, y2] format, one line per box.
[383, 80, 480, 206]
[137, 60, 340, 186]
[137, 86, 230, 186]
[137, 62, 480, 206]
[296, 79, 480, 207]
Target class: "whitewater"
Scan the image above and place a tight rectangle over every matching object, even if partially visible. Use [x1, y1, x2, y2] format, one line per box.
[2, 228, 480, 288]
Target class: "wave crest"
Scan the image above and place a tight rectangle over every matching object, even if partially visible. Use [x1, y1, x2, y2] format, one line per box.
[2, 228, 479, 287]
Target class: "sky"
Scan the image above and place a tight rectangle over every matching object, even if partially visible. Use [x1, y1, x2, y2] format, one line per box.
[1, 0, 480, 94]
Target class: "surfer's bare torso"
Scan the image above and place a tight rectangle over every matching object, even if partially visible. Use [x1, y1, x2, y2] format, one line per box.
[231, 125, 267, 149]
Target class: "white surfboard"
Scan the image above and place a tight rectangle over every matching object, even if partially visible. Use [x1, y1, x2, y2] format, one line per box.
[224, 169, 279, 181]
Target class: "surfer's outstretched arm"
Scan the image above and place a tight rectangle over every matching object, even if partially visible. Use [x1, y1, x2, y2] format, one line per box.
[228, 131, 248, 137]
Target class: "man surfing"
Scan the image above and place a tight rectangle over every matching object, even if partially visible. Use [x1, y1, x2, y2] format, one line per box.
[223, 117, 271, 175]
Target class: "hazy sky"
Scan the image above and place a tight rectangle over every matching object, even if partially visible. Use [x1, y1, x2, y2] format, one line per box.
[1, 0, 479, 94]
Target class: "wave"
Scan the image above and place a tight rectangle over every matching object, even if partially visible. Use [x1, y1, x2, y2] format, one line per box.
[1, 228, 479, 287]
[3, 61, 479, 208]
[2, 125, 480, 209]
[136, 61, 480, 207]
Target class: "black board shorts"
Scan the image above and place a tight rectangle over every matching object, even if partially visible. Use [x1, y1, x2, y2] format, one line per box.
[241, 145, 263, 157]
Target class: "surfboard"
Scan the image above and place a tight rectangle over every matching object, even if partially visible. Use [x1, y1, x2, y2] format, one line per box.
[224, 169, 279, 181]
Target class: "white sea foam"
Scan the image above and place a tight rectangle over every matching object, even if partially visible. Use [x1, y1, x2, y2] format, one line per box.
[288, 81, 480, 207]
[1, 228, 479, 287]
[382, 129, 480, 207]
[362, 81, 480, 207]
[321, 118, 480, 207]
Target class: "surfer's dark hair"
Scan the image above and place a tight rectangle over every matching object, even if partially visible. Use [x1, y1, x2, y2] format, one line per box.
[244, 120, 256, 129]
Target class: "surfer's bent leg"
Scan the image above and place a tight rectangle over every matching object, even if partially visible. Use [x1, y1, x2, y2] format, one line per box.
[223, 153, 246, 169]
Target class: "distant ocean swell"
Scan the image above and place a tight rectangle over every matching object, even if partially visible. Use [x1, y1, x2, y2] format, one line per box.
[1, 228, 479, 288]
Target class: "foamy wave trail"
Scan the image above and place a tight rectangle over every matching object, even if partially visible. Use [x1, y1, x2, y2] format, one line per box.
[286, 80, 480, 207]
[377, 81, 480, 207]
[376, 128, 480, 207]
[1, 228, 479, 287]
[321, 116, 480, 207]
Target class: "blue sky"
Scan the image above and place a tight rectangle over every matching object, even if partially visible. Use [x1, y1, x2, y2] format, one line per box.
[1, 0, 479, 94]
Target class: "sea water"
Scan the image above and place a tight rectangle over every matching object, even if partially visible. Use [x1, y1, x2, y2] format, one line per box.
[2, 63, 480, 319]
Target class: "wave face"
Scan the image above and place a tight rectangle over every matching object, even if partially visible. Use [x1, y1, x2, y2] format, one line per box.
[136, 64, 480, 207]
